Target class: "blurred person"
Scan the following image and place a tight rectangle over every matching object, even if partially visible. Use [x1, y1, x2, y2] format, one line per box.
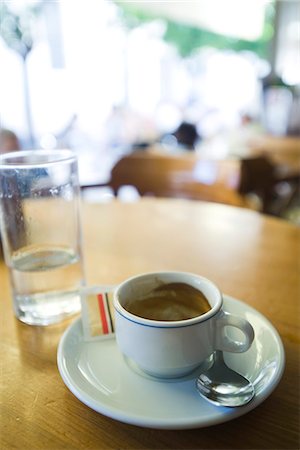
[173, 122, 200, 149]
[0, 129, 21, 153]
[161, 121, 201, 151]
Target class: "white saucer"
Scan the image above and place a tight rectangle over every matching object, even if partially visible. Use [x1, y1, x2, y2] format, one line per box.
[57, 295, 285, 429]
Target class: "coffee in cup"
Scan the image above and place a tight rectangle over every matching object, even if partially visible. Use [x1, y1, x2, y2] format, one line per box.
[124, 282, 211, 321]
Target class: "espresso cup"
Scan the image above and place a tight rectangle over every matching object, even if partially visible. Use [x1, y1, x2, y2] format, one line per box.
[114, 271, 255, 378]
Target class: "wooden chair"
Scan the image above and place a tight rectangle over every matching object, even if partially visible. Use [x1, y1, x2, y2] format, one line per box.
[82, 151, 247, 208]
[237, 155, 300, 214]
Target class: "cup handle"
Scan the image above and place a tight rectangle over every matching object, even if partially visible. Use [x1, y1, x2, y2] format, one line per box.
[215, 311, 255, 353]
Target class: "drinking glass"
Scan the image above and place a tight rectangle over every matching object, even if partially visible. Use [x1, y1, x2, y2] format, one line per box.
[0, 149, 85, 325]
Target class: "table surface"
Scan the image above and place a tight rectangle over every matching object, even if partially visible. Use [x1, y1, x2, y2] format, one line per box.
[246, 135, 300, 177]
[1, 198, 299, 450]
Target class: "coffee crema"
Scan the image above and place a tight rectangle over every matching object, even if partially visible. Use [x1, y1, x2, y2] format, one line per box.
[124, 282, 211, 321]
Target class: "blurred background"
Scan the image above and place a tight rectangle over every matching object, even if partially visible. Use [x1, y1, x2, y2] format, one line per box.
[0, 0, 299, 195]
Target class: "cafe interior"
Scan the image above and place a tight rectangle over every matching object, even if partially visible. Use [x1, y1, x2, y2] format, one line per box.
[0, 0, 299, 222]
[0, 1, 300, 449]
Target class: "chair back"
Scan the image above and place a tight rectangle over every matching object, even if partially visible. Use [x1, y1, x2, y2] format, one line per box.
[108, 151, 246, 207]
[238, 156, 274, 194]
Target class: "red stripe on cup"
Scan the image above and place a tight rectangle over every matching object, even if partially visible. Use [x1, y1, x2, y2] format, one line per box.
[97, 294, 109, 334]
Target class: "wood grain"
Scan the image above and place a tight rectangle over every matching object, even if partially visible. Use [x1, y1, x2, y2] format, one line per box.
[1, 198, 299, 449]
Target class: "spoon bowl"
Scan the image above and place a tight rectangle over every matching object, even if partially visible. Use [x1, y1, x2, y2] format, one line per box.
[196, 350, 255, 407]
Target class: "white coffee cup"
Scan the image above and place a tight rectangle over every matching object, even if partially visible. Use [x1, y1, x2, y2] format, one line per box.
[114, 271, 254, 378]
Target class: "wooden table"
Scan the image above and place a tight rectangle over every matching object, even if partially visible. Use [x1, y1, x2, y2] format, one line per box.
[1, 198, 299, 449]
[199, 134, 300, 178]
[247, 135, 300, 174]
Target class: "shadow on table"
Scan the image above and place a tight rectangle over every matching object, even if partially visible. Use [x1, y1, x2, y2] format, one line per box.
[15, 314, 79, 367]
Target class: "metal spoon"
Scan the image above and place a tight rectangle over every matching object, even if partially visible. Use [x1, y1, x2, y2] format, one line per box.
[196, 350, 255, 407]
